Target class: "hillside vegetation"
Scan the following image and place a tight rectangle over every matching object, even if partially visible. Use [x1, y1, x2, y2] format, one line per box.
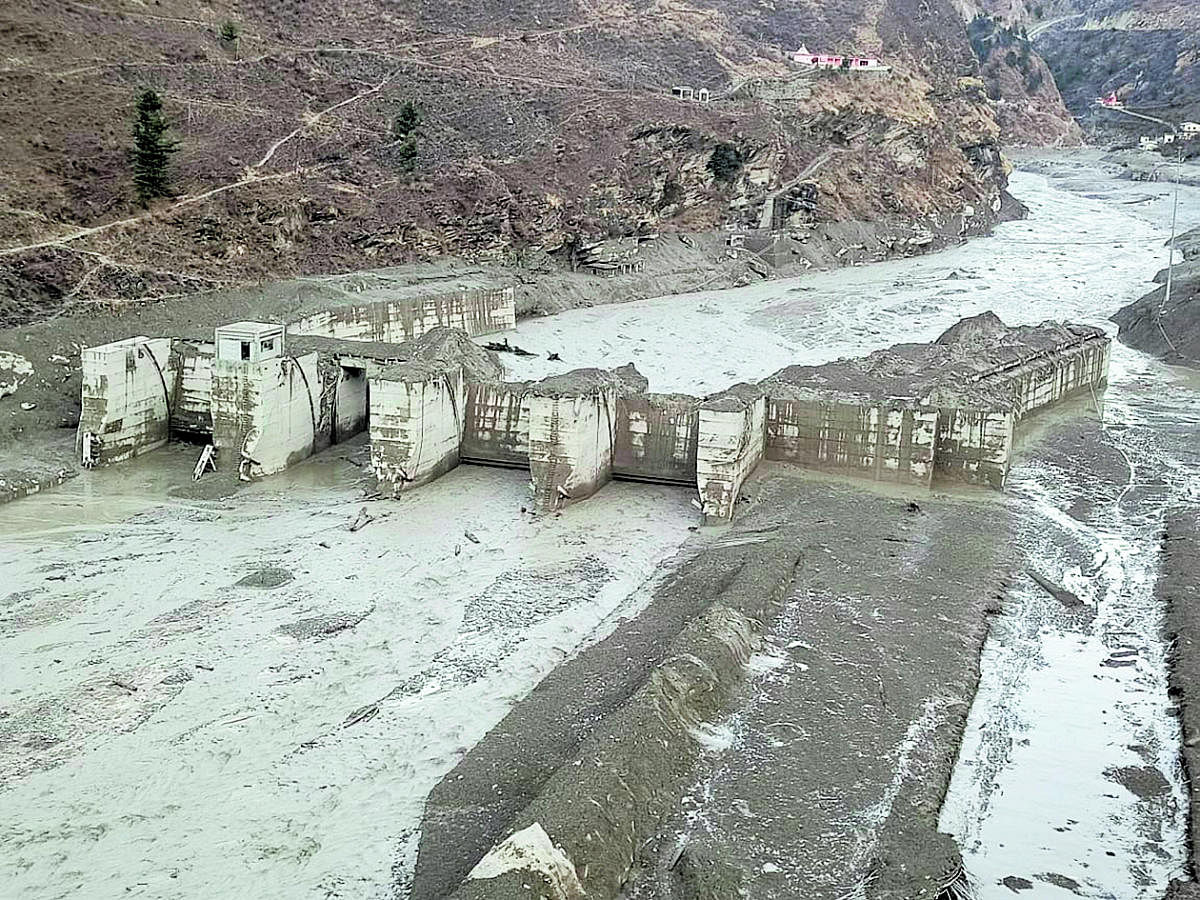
[2, 0, 1032, 323]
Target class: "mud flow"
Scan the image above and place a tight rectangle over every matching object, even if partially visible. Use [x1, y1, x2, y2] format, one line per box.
[2, 154, 1200, 898]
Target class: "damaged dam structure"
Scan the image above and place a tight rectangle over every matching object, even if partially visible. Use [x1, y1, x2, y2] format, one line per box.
[78, 301, 1110, 522]
[75, 285, 515, 476]
[370, 312, 1109, 520]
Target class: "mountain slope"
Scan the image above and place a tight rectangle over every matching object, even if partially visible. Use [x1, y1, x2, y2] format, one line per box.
[2, 0, 1020, 323]
[975, 0, 1200, 138]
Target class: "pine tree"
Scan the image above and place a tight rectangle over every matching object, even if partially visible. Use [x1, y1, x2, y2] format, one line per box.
[392, 100, 422, 139]
[131, 90, 179, 206]
[391, 100, 422, 174]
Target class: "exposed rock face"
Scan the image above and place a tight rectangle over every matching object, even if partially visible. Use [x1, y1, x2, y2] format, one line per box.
[0, 0, 1021, 316]
[1111, 227, 1200, 365]
[986, 0, 1200, 140]
[960, 5, 1083, 146]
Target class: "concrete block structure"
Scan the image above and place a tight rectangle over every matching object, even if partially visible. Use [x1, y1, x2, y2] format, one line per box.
[527, 379, 619, 512]
[363, 314, 1109, 524]
[369, 363, 465, 495]
[76, 305, 1109, 527]
[695, 386, 767, 524]
[288, 286, 515, 344]
[210, 323, 322, 479]
[78, 337, 175, 465]
[74, 283, 515, 475]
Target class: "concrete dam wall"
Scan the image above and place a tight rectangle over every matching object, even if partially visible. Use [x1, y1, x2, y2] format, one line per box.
[288, 286, 516, 344]
[369, 313, 1110, 521]
[77, 310, 1110, 522]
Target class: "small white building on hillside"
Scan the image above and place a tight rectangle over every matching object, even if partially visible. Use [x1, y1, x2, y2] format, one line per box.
[792, 45, 889, 72]
[671, 85, 710, 102]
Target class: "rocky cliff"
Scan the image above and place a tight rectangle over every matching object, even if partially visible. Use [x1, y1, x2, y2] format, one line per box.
[1, 0, 1021, 324]
[979, 0, 1200, 140]
[958, 5, 1083, 146]
[1112, 226, 1200, 364]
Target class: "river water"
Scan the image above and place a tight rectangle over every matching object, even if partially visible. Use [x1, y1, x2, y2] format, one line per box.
[493, 152, 1200, 897]
[2, 153, 1198, 898]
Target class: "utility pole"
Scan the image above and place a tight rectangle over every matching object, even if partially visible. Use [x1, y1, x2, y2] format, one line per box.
[1099, 101, 1184, 354]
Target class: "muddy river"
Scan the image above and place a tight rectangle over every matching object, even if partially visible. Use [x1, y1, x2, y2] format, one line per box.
[2, 152, 1198, 898]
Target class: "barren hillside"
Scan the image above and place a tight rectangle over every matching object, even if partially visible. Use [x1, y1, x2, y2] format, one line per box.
[975, 0, 1200, 138]
[2, 0, 1027, 324]
[958, 2, 1083, 145]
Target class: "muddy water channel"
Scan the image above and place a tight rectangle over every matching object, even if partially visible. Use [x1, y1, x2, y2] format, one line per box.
[493, 153, 1200, 897]
[939, 349, 1200, 897]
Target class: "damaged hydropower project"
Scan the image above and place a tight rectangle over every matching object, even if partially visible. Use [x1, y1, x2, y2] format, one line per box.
[76, 275, 1110, 523]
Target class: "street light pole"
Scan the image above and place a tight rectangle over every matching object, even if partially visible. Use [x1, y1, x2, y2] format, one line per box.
[1164, 137, 1182, 312]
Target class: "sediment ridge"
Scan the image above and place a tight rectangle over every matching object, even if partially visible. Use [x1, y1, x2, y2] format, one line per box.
[416, 470, 1015, 899]
[1164, 509, 1200, 898]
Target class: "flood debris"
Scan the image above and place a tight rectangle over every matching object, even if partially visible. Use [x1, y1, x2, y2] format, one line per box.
[484, 338, 536, 357]
[1026, 569, 1084, 607]
[192, 444, 216, 480]
[234, 566, 294, 589]
[343, 702, 379, 729]
[277, 608, 372, 641]
[349, 506, 376, 532]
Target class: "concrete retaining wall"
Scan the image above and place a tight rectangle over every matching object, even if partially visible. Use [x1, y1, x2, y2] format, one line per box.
[765, 397, 938, 487]
[288, 287, 516, 344]
[932, 336, 1108, 488]
[370, 365, 465, 495]
[461, 382, 531, 466]
[1006, 339, 1110, 420]
[77, 337, 174, 465]
[695, 389, 766, 525]
[933, 408, 1015, 489]
[527, 389, 617, 511]
[210, 353, 321, 478]
[612, 394, 700, 484]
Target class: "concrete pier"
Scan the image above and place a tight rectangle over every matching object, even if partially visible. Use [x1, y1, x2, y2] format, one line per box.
[527, 379, 619, 511]
[210, 324, 322, 479]
[77, 337, 174, 465]
[369, 363, 465, 494]
[695, 386, 766, 524]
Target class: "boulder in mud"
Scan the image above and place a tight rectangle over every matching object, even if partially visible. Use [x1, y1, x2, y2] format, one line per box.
[0, 351, 32, 399]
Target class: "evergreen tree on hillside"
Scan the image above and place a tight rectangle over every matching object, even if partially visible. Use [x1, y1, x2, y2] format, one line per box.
[392, 100, 422, 140]
[391, 100, 423, 174]
[131, 89, 179, 206]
